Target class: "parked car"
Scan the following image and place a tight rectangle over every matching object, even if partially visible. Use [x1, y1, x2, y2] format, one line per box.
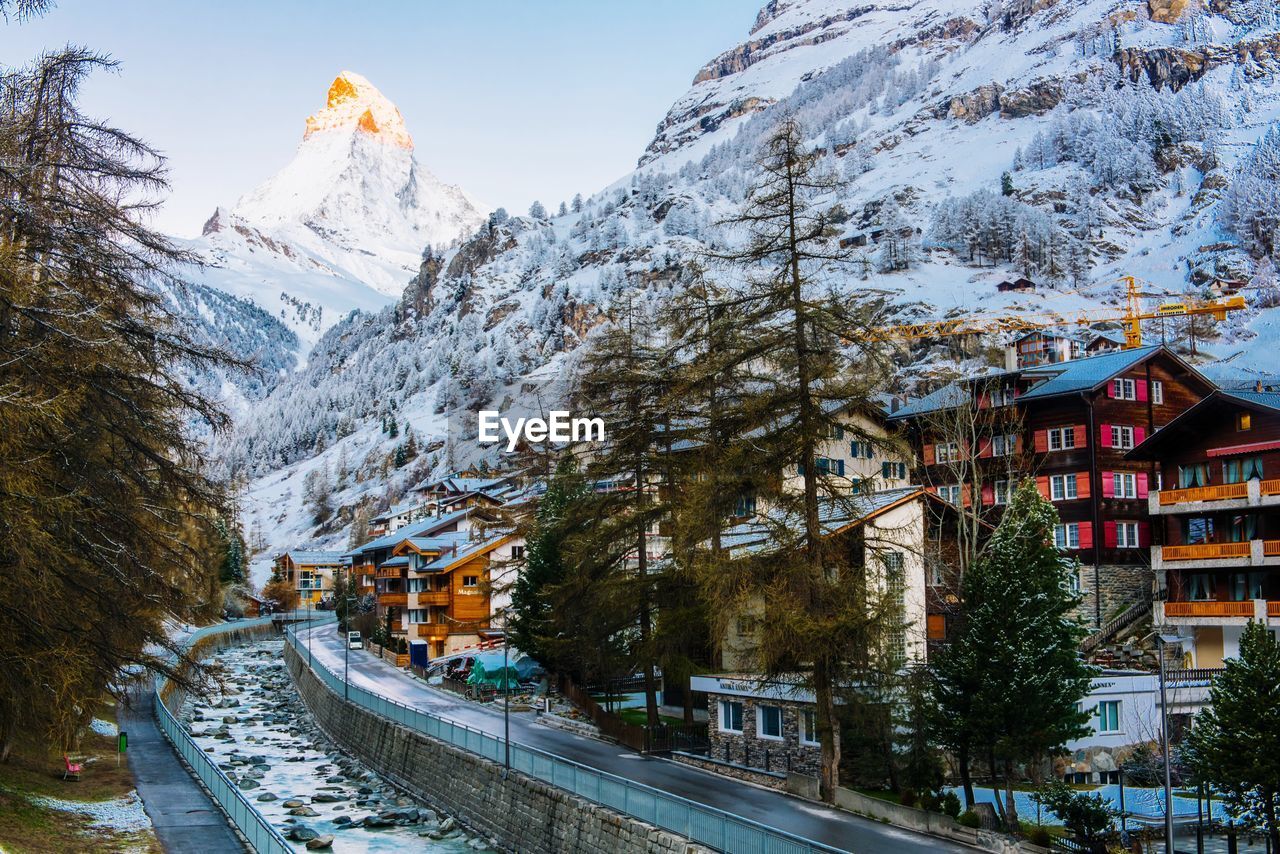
[347, 631, 363, 650]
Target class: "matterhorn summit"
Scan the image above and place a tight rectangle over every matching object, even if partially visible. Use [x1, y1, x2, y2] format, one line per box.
[179, 71, 485, 375]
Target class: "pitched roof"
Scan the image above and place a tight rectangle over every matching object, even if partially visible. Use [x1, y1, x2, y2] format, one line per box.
[720, 487, 922, 555]
[280, 550, 345, 565]
[1128, 388, 1280, 460]
[343, 507, 472, 558]
[888, 345, 1201, 420]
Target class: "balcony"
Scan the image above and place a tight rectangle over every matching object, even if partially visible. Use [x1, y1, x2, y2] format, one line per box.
[411, 590, 450, 607]
[378, 592, 408, 608]
[1151, 478, 1280, 515]
[416, 623, 449, 639]
[376, 566, 404, 578]
[1156, 598, 1278, 625]
[1152, 539, 1280, 570]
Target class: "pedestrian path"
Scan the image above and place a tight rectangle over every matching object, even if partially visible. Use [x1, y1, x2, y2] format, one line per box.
[120, 687, 246, 854]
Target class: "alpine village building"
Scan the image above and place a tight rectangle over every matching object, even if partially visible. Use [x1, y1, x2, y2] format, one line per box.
[272, 550, 344, 606]
[887, 344, 1216, 632]
[1128, 388, 1280, 668]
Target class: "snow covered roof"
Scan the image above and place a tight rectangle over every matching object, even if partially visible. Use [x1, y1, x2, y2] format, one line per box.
[280, 550, 345, 565]
[379, 555, 410, 568]
[1128, 388, 1280, 460]
[343, 507, 472, 558]
[889, 346, 1201, 419]
[416, 531, 513, 572]
[721, 486, 922, 555]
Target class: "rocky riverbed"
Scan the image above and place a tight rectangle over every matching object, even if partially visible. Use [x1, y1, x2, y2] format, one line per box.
[183, 639, 495, 853]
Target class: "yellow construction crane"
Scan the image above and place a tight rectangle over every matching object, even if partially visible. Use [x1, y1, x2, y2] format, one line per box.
[868, 276, 1246, 349]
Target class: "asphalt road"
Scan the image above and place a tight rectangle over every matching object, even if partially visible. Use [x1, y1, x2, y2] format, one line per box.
[296, 625, 969, 854]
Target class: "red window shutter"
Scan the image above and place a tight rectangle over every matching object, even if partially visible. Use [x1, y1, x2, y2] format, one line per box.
[1036, 475, 1050, 499]
[1078, 521, 1094, 550]
[962, 484, 972, 508]
[1103, 521, 1118, 548]
[925, 485, 937, 495]
[1134, 426, 1147, 445]
[1102, 471, 1115, 498]
[977, 392, 989, 409]
[923, 444, 935, 466]
[1015, 434, 1024, 454]
[978, 438, 993, 458]
[1075, 425, 1088, 448]
[1077, 472, 1091, 499]
[1137, 472, 1149, 499]
[1136, 380, 1149, 402]
[1107, 380, 1118, 399]
[982, 483, 995, 506]
[1138, 521, 1151, 548]
[1099, 423, 1112, 448]
[1034, 430, 1048, 453]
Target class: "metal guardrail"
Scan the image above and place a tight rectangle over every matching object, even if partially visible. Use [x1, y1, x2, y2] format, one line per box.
[151, 614, 332, 854]
[285, 626, 841, 853]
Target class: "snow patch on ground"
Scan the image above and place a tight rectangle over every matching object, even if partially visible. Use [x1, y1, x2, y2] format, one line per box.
[89, 718, 116, 738]
[28, 790, 152, 833]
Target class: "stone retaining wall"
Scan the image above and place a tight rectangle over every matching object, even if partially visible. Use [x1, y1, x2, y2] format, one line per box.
[670, 752, 787, 789]
[285, 644, 704, 854]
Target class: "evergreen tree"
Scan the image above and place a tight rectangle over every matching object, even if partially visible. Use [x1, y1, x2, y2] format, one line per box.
[557, 200, 568, 217]
[1001, 171, 1015, 196]
[1186, 621, 1280, 849]
[931, 480, 1093, 823]
[528, 199, 547, 220]
[388, 417, 399, 439]
[571, 193, 584, 213]
[0, 44, 239, 755]
[692, 117, 900, 802]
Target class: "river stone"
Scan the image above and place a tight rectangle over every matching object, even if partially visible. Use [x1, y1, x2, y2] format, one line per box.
[256, 793, 277, 802]
[238, 778, 259, 790]
[312, 793, 344, 803]
[305, 836, 334, 851]
[287, 826, 318, 842]
[333, 816, 352, 825]
[289, 806, 320, 817]
[282, 799, 305, 808]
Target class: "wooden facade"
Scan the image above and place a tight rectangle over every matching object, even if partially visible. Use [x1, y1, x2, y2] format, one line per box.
[892, 346, 1216, 628]
[1128, 390, 1280, 666]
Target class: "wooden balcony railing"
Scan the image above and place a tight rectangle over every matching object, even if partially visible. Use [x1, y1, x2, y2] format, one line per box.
[1164, 601, 1257, 618]
[1161, 541, 1251, 561]
[416, 623, 449, 639]
[1270, 601, 1280, 617]
[1262, 479, 1280, 496]
[1158, 482, 1248, 505]
[377, 592, 408, 608]
[376, 566, 404, 578]
[1266, 540, 1280, 557]
[413, 590, 450, 606]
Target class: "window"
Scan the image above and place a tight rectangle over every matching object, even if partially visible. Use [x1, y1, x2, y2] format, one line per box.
[408, 577, 429, 593]
[800, 709, 819, 746]
[1230, 572, 1264, 601]
[939, 484, 962, 505]
[1185, 517, 1214, 545]
[733, 493, 758, 517]
[935, 442, 961, 463]
[1115, 522, 1139, 549]
[829, 424, 846, 440]
[811, 457, 845, 476]
[1096, 701, 1121, 734]
[994, 479, 1010, 505]
[1112, 472, 1137, 499]
[929, 563, 945, 586]
[1110, 425, 1135, 450]
[511, 545, 525, 560]
[719, 700, 743, 733]
[1223, 456, 1264, 484]
[1048, 427, 1077, 451]
[991, 433, 1017, 457]
[881, 551, 905, 574]
[881, 461, 906, 480]
[1054, 523, 1080, 550]
[408, 609, 428, 624]
[1152, 381, 1164, 405]
[758, 705, 783, 740]
[1050, 474, 1078, 502]
[1111, 378, 1137, 400]
[1179, 463, 1210, 489]
[1238, 412, 1252, 432]
[850, 440, 875, 459]
[1187, 573, 1213, 601]
[884, 553, 907, 663]
[462, 575, 479, 587]
[990, 387, 1016, 407]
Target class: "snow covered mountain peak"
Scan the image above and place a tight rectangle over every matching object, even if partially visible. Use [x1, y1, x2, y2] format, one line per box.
[303, 70, 414, 150]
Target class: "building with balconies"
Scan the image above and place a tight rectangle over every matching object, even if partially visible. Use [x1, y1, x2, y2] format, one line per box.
[1128, 388, 1280, 667]
[889, 345, 1216, 629]
[272, 550, 344, 605]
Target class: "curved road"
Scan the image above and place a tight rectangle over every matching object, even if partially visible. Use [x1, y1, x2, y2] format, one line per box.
[295, 625, 970, 853]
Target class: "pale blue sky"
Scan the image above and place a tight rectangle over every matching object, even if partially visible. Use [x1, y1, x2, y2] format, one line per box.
[1, 0, 761, 236]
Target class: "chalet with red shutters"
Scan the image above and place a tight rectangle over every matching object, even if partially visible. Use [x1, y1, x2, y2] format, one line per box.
[888, 345, 1216, 630]
[1127, 388, 1280, 670]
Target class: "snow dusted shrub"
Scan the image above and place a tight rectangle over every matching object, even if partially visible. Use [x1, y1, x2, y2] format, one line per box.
[1220, 126, 1280, 260]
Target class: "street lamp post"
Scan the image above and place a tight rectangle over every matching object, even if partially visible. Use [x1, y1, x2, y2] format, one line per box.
[1156, 631, 1190, 854]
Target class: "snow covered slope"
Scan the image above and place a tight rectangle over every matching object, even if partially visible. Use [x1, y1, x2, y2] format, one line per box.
[223, 0, 1280, 568]
[177, 71, 486, 377]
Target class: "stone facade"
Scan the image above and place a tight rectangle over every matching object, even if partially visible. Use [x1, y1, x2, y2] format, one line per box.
[285, 645, 704, 854]
[1077, 562, 1153, 629]
[705, 693, 821, 777]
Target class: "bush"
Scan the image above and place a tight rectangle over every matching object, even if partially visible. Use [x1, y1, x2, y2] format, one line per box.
[958, 810, 981, 828]
[898, 788, 918, 808]
[1027, 826, 1053, 847]
[943, 791, 962, 818]
[919, 791, 941, 812]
